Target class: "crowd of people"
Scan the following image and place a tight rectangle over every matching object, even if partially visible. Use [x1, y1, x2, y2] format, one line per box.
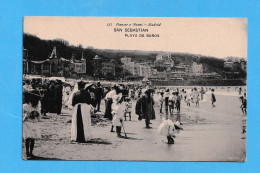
[22, 77, 247, 159]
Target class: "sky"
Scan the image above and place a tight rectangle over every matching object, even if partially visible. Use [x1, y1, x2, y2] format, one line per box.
[24, 17, 247, 59]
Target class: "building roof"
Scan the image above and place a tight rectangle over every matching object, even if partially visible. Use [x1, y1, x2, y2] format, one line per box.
[93, 55, 101, 60]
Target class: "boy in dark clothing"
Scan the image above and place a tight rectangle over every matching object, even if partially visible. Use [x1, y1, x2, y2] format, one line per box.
[95, 82, 103, 112]
[211, 89, 216, 106]
[175, 92, 181, 113]
[135, 96, 143, 121]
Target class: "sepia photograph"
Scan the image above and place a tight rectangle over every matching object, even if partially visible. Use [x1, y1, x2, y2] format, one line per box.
[22, 17, 247, 161]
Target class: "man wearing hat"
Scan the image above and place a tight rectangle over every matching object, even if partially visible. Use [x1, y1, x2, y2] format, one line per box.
[141, 89, 154, 128]
[55, 80, 63, 115]
[94, 82, 103, 112]
[164, 89, 170, 117]
[46, 80, 57, 113]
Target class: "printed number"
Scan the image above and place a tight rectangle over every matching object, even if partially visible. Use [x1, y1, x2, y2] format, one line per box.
[106, 23, 112, 26]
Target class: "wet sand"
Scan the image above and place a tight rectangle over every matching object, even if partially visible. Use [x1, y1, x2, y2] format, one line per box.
[22, 92, 246, 161]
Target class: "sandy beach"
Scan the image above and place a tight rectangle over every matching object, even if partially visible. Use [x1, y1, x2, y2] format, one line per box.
[22, 89, 246, 161]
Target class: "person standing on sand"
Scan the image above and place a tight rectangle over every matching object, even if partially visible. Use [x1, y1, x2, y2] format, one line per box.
[211, 89, 216, 106]
[71, 81, 93, 143]
[105, 85, 120, 133]
[200, 87, 205, 101]
[111, 93, 125, 138]
[141, 89, 154, 128]
[158, 92, 164, 114]
[94, 82, 103, 112]
[175, 92, 181, 113]
[23, 93, 42, 159]
[104, 85, 118, 120]
[164, 89, 170, 117]
[168, 92, 174, 115]
[194, 87, 200, 106]
[55, 80, 63, 115]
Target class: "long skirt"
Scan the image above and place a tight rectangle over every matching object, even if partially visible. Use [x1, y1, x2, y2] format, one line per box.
[71, 103, 92, 142]
[104, 99, 113, 120]
[151, 107, 156, 120]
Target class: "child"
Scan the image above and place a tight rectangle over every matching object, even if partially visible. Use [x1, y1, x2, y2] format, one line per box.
[168, 92, 174, 115]
[186, 91, 191, 107]
[112, 93, 125, 138]
[175, 92, 181, 113]
[158, 119, 175, 144]
[124, 98, 132, 121]
[211, 89, 216, 106]
[23, 94, 41, 159]
[190, 89, 194, 103]
[240, 94, 247, 115]
[183, 91, 187, 101]
[158, 92, 164, 114]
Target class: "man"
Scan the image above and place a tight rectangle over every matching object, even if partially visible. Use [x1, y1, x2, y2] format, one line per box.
[55, 80, 63, 115]
[47, 80, 57, 113]
[164, 89, 170, 117]
[141, 89, 154, 128]
[95, 82, 103, 112]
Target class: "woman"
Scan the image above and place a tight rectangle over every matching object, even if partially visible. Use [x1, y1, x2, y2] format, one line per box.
[111, 93, 125, 137]
[71, 81, 93, 143]
[193, 87, 200, 106]
[104, 85, 118, 120]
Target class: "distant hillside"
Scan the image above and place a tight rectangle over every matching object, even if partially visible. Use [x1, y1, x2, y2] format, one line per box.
[23, 33, 96, 75]
[23, 34, 246, 78]
[92, 49, 226, 74]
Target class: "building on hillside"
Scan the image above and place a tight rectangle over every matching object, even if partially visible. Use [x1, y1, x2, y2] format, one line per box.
[191, 62, 203, 74]
[101, 62, 115, 76]
[154, 53, 174, 71]
[224, 60, 240, 71]
[240, 59, 247, 71]
[121, 56, 132, 64]
[174, 63, 191, 73]
[140, 64, 151, 78]
[23, 47, 86, 77]
[93, 55, 102, 76]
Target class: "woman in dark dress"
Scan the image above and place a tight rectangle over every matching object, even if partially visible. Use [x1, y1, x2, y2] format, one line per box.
[141, 89, 154, 128]
[71, 81, 92, 143]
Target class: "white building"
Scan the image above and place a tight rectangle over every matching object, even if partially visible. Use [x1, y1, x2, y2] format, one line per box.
[191, 62, 203, 74]
[121, 56, 132, 64]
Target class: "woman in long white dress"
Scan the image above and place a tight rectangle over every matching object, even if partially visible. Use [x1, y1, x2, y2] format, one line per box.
[111, 93, 125, 138]
[71, 82, 93, 143]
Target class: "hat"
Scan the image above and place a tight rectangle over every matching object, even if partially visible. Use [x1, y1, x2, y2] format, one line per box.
[50, 80, 56, 84]
[78, 81, 86, 89]
[56, 79, 63, 84]
[84, 83, 93, 90]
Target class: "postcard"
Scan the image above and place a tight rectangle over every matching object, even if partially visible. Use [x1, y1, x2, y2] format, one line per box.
[22, 17, 247, 161]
